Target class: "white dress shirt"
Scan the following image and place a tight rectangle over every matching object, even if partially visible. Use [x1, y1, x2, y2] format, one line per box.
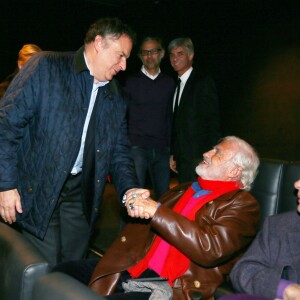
[141, 65, 161, 80]
[173, 67, 193, 111]
[71, 52, 108, 174]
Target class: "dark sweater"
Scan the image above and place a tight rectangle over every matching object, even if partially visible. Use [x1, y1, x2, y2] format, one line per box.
[124, 71, 175, 149]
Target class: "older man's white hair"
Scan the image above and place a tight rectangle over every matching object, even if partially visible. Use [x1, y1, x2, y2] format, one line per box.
[223, 136, 259, 191]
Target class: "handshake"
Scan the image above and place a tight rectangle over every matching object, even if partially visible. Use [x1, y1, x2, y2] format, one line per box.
[123, 189, 160, 219]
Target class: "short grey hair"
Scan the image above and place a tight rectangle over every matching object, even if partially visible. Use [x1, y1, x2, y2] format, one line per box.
[223, 136, 260, 191]
[168, 37, 194, 55]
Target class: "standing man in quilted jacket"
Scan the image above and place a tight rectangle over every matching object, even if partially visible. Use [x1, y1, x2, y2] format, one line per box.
[0, 17, 149, 266]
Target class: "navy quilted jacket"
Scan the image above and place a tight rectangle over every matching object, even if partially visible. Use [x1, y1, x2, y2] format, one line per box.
[0, 47, 138, 239]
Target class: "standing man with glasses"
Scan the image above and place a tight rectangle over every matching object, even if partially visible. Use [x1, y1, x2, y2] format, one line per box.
[169, 37, 221, 183]
[124, 36, 175, 199]
[0, 17, 150, 266]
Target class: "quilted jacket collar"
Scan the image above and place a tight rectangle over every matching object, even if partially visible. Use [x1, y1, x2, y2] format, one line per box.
[74, 46, 87, 73]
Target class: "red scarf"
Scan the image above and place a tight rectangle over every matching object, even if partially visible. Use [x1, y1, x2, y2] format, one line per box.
[128, 177, 241, 285]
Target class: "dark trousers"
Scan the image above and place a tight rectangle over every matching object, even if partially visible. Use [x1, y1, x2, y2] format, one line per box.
[130, 146, 170, 199]
[176, 157, 199, 184]
[23, 173, 90, 267]
[53, 259, 155, 300]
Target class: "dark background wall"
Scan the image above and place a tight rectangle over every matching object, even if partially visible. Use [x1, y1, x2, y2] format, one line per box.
[1, 0, 300, 160]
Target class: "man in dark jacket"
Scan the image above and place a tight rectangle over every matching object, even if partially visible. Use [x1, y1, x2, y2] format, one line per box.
[0, 17, 149, 266]
[169, 37, 220, 184]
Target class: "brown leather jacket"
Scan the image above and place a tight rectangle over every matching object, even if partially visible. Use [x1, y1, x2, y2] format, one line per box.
[89, 182, 260, 299]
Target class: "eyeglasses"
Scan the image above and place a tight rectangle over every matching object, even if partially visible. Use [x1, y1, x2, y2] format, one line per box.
[141, 48, 162, 56]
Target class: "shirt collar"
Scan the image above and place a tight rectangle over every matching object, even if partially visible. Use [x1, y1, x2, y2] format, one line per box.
[83, 51, 93, 77]
[178, 66, 193, 84]
[141, 65, 161, 80]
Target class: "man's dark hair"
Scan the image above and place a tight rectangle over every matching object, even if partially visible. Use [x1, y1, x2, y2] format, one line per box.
[84, 17, 136, 45]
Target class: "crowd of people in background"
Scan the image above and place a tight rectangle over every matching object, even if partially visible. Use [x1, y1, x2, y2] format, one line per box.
[1, 16, 299, 300]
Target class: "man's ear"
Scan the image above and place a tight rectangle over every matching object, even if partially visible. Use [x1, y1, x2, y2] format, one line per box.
[94, 35, 105, 51]
[229, 165, 243, 179]
[160, 49, 165, 59]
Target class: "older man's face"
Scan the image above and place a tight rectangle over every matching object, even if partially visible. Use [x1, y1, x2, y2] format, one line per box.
[294, 179, 300, 213]
[196, 140, 238, 181]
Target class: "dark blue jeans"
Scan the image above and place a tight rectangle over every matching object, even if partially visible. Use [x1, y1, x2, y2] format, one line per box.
[176, 157, 199, 184]
[130, 146, 170, 199]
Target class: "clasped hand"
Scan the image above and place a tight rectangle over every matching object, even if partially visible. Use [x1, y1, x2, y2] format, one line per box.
[124, 189, 159, 219]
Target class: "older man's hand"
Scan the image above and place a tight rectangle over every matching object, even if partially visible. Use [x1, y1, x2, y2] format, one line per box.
[124, 188, 150, 202]
[125, 194, 159, 219]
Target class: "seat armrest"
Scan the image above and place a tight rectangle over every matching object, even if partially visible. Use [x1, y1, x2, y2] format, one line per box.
[0, 223, 49, 300]
[33, 272, 106, 300]
[214, 282, 235, 299]
[189, 290, 203, 299]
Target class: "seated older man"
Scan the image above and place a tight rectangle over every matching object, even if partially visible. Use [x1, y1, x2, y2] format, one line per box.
[54, 136, 260, 300]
